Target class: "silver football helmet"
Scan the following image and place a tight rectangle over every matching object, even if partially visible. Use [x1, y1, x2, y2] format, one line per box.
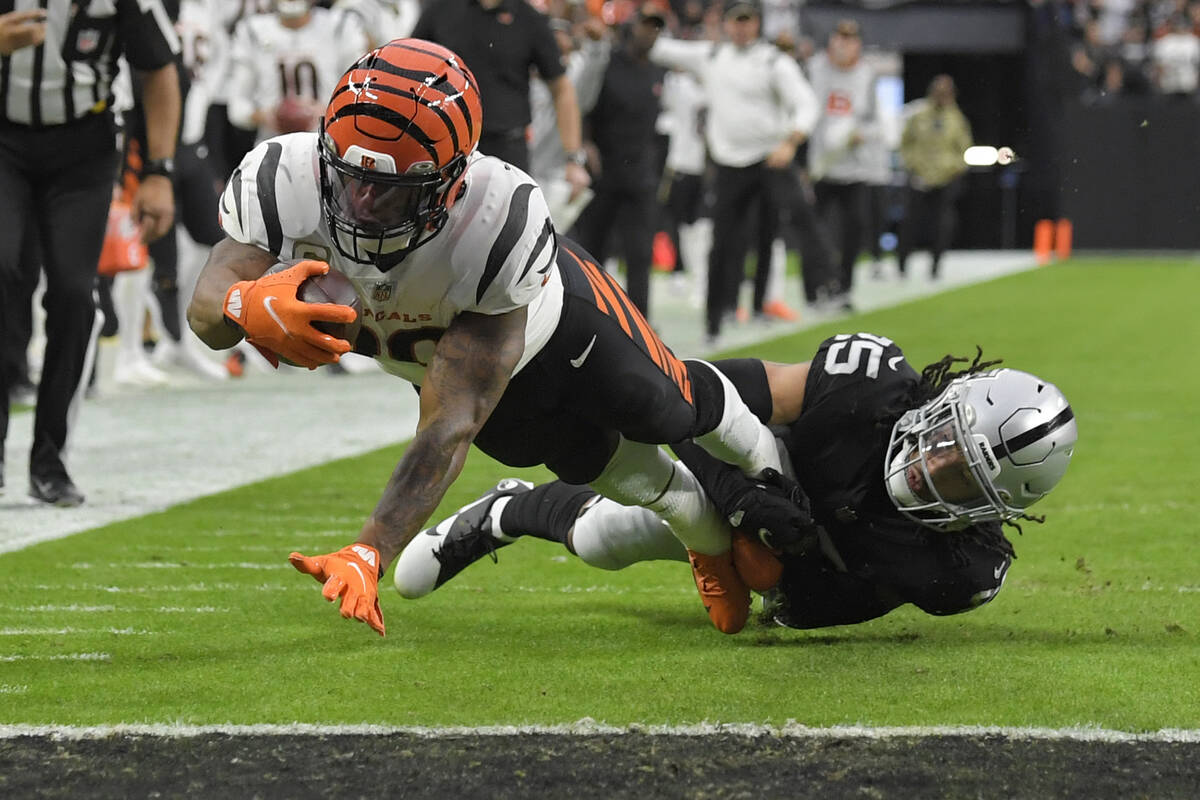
[884, 368, 1077, 531]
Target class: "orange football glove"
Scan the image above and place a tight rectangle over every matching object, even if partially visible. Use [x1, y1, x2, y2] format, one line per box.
[288, 543, 386, 637]
[223, 260, 355, 369]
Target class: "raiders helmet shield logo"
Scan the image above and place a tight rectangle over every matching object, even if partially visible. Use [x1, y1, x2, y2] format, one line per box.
[371, 282, 394, 302]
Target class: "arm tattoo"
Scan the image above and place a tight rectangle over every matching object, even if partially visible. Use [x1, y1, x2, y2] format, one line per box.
[365, 309, 528, 566]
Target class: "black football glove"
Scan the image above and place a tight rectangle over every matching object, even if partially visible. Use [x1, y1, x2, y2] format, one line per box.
[725, 468, 819, 553]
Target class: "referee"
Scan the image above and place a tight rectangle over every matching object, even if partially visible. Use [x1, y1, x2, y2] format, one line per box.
[0, 1, 181, 506]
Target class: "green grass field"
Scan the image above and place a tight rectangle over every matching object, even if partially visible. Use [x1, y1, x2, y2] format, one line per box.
[1, 257, 1197, 733]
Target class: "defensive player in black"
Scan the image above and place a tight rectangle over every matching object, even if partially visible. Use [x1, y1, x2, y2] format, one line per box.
[392, 332, 1078, 633]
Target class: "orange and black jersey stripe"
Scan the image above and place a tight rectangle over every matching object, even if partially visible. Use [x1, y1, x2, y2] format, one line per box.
[559, 243, 692, 405]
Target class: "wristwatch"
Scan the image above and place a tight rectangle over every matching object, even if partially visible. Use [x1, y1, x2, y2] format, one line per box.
[142, 157, 176, 179]
[566, 149, 587, 167]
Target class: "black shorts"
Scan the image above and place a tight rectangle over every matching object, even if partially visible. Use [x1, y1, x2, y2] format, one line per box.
[472, 237, 724, 484]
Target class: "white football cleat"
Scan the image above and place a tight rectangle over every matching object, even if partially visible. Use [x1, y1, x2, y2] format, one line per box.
[393, 478, 533, 599]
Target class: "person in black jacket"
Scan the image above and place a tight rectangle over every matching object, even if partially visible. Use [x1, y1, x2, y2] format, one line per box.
[394, 332, 1078, 633]
[569, 4, 667, 317]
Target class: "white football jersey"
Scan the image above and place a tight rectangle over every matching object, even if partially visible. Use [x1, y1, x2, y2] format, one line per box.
[332, 0, 419, 48]
[218, 134, 564, 386]
[177, 0, 229, 145]
[226, 8, 369, 135]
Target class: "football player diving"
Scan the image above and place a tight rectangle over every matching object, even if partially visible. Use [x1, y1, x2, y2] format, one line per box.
[187, 39, 786, 636]
[392, 333, 1078, 633]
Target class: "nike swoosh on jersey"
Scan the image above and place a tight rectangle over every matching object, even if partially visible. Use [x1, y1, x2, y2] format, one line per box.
[888, 355, 904, 371]
[570, 334, 597, 368]
[262, 296, 289, 335]
[993, 564, 1005, 580]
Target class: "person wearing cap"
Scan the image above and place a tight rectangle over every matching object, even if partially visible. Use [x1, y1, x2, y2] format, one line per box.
[648, 0, 823, 345]
[569, 4, 668, 317]
[807, 18, 879, 310]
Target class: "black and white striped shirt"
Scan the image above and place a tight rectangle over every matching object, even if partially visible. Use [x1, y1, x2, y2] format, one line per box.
[0, 0, 179, 127]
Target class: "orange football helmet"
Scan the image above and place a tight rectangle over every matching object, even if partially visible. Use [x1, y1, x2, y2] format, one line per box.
[319, 38, 483, 269]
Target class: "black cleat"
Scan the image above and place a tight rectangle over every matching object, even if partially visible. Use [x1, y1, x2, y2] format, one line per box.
[29, 472, 85, 507]
[392, 478, 533, 598]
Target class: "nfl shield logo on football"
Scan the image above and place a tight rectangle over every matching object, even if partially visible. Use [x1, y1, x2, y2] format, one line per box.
[76, 29, 100, 54]
[371, 282, 394, 302]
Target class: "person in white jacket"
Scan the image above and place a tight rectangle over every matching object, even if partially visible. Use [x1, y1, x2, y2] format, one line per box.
[649, 0, 821, 344]
[807, 18, 879, 309]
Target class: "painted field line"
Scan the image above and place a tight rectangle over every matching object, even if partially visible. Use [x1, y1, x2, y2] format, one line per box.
[0, 627, 154, 636]
[0, 653, 111, 662]
[0, 722, 1197, 743]
[69, 562, 286, 570]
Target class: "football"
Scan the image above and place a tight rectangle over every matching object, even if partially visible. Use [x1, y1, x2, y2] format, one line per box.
[264, 260, 363, 349]
[274, 97, 317, 134]
[298, 268, 363, 348]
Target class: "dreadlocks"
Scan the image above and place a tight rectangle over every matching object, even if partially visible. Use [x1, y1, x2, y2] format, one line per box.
[876, 345, 1002, 431]
[915, 346, 1004, 405]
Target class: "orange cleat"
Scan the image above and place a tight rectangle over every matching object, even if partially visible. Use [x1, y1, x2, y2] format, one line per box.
[688, 549, 751, 634]
[761, 299, 799, 322]
[731, 532, 783, 592]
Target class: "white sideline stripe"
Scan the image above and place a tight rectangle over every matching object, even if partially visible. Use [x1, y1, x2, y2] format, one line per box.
[0, 721, 1197, 743]
[69, 562, 285, 570]
[0, 627, 154, 636]
[4, 605, 227, 613]
[0, 653, 111, 662]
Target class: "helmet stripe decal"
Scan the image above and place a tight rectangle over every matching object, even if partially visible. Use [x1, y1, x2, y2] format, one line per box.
[328, 103, 440, 162]
[478, 183, 535, 303]
[990, 405, 1074, 460]
[388, 41, 480, 92]
[332, 82, 462, 154]
[256, 142, 284, 254]
[347, 59, 477, 142]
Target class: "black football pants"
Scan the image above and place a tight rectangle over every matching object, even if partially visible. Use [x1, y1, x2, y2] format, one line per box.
[569, 180, 656, 318]
[0, 112, 118, 479]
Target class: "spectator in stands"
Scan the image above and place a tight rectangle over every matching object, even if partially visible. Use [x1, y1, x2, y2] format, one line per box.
[412, 0, 591, 205]
[1070, 17, 1111, 95]
[896, 75, 971, 280]
[1150, 13, 1200, 94]
[570, 4, 668, 317]
[807, 18, 878, 310]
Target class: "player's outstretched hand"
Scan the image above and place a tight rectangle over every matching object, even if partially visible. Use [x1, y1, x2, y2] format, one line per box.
[288, 544, 386, 637]
[223, 260, 355, 369]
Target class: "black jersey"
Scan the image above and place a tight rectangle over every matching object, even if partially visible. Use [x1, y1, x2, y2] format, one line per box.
[779, 333, 922, 542]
